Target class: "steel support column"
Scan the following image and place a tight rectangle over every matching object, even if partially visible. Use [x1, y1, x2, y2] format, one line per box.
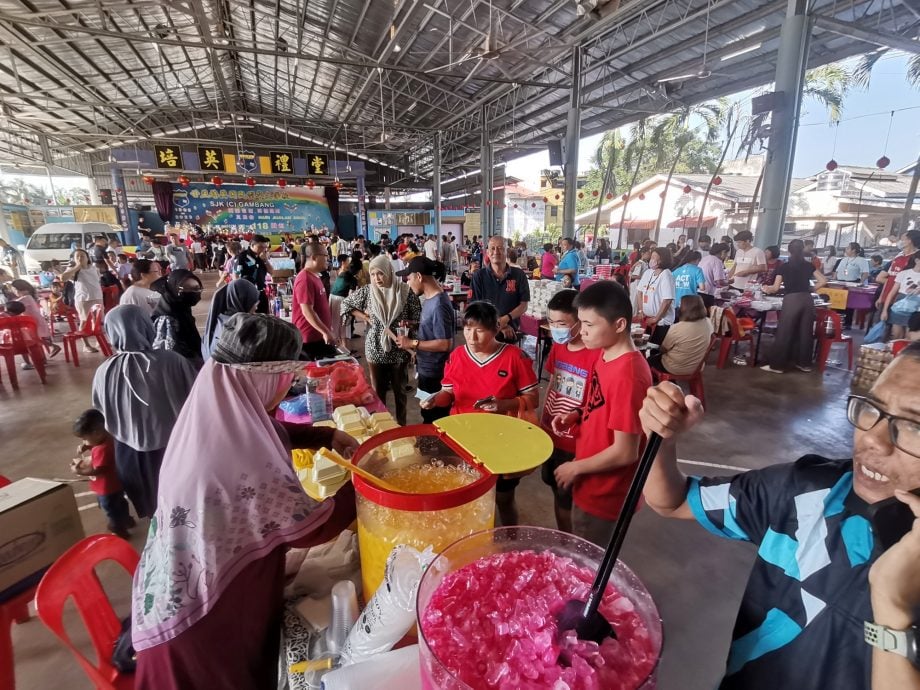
[563, 46, 582, 238]
[480, 105, 493, 237]
[433, 131, 442, 238]
[757, 0, 811, 248]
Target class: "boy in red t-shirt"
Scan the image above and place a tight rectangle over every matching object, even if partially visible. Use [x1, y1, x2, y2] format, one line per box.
[71, 409, 134, 539]
[552, 281, 653, 545]
[540, 289, 600, 533]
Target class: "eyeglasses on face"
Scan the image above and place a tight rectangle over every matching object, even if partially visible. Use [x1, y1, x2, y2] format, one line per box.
[847, 395, 920, 459]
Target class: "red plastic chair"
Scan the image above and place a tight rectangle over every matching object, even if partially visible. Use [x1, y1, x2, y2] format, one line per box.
[652, 336, 716, 408]
[48, 302, 79, 339]
[713, 309, 757, 368]
[35, 535, 139, 690]
[0, 316, 48, 389]
[815, 308, 854, 372]
[62, 305, 113, 367]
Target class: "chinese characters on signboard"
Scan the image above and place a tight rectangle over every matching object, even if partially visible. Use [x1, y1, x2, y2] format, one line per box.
[154, 145, 181, 169]
[307, 154, 328, 175]
[198, 146, 225, 171]
[270, 151, 293, 174]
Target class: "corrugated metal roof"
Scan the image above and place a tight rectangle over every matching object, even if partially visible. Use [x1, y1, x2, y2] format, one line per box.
[0, 0, 915, 187]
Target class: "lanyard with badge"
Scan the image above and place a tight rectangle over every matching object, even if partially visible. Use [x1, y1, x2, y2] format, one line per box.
[642, 270, 663, 305]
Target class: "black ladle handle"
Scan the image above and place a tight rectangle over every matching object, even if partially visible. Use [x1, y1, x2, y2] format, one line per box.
[581, 433, 664, 621]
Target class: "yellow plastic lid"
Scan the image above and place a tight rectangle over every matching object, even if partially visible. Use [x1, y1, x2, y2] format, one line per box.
[434, 413, 553, 476]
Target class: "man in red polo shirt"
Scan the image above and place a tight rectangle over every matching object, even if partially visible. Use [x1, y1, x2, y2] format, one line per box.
[293, 241, 338, 360]
[878, 230, 920, 308]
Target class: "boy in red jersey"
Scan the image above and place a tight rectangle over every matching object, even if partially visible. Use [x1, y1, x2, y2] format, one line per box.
[540, 289, 600, 533]
[552, 280, 653, 545]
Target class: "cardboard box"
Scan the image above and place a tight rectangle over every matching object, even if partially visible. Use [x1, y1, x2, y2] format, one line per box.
[0, 479, 85, 593]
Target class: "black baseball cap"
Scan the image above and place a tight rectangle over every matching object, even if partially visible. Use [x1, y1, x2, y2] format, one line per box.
[396, 255, 438, 276]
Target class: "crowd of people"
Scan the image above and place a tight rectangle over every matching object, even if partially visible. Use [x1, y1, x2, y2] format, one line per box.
[2, 224, 920, 689]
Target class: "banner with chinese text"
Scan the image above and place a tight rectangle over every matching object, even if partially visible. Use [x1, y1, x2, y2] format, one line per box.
[171, 183, 335, 233]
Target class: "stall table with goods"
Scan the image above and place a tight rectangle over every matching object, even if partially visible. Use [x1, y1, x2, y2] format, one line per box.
[817, 282, 878, 327]
[274, 365, 664, 690]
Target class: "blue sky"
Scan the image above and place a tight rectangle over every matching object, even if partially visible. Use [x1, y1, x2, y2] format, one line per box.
[507, 52, 920, 187]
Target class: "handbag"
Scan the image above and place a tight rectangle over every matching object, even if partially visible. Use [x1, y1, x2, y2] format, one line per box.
[891, 294, 920, 315]
[152, 315, 177, 352]
[864, 320, 887, 344]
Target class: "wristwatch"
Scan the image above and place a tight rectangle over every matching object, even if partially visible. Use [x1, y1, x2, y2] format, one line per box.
[412, 339, 420, 350]
[865, 621, 920, 667]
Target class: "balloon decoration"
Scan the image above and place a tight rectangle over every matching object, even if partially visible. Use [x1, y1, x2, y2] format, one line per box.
[682, 184, 692, 194]
[877, 155, 890, 169]
[142, 175, 155, 185]
[825, 160, 838, 172]
[712, 176, 722, 186]
[211, 176, 223, 187]
[178, 175, 190, 187]
[307, 179, 316, 189]
[246, 177, 256, 187]
[277, 178, 287, 188]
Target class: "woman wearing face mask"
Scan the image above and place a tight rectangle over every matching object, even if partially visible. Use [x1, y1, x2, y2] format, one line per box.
[538, 289, 600, 533]
[201, 279, 260, 359]
[152, 268, 205, 366]
[636, 247, 676, 344]
[421, 301, 539, 527]
[341, 255, 421, 425]
[92, 305, 198, 519]
[132, 313, 358, 690]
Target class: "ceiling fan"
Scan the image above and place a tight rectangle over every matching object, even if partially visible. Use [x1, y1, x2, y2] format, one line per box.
[656, 3, 731, 84]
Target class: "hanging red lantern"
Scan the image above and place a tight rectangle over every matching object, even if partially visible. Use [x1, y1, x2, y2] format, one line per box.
[246, 177, 256, 187]
[606, 192, 613, 200]
[142, 175, 155, 185]
[531, 202, 536, 208]
[712, 176, 722, 186]
[306, 179, 316, 189]
[211, 176, 223, 187]
[592, 190, 599, 197]
[877, 155, 890, 169]
[178, 175, 190, 187]
[682, 184, 692, 194]
[277, 178, 287, 188]
[513, 203, 518, 209]
[334, 180, 343, 191]
[578, 192, 584, 199]
[659, 191, 666, 199]
[825, 159, 838, 171]
[554, 194, 560, 200]
[621, 194, 629, 201]
[543, 197, 548, 203]
[638, 193, 645, 200]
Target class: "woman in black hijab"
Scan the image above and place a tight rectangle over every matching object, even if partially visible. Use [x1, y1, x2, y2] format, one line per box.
[152, 269, 204, 366]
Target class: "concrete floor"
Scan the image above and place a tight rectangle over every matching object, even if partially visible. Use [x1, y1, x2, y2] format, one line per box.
[2, 286, 858, 690]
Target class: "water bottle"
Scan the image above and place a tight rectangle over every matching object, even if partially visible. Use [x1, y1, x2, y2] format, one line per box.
[306, 369, 332, 421]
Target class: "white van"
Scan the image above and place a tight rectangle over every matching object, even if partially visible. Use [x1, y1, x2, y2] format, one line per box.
[23, 222, 123, 274]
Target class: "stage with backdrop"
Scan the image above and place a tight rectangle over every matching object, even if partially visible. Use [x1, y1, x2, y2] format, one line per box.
[170, 183, 336, 234]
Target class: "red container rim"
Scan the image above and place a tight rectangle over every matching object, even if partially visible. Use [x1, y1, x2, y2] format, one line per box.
[351, 423, 497, 511]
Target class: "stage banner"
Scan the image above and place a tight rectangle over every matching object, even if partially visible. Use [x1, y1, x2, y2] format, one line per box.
[171, 183, 335, 233]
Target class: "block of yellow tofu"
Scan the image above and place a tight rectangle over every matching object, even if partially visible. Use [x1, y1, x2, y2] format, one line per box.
[312, 448, 349, 485]
[332, 405, 359, 423]
[373, 420, 400, 433]
[336, 413, 363, 430]
[312, 420, 337, 429]
[386, 439, 416, 461]
[369, 411, 394, 425]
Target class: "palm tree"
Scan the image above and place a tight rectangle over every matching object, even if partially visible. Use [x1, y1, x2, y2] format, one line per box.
[616, 120, 647, 248]
[651, 101, 725, 241]
[695, 106, 741, 234]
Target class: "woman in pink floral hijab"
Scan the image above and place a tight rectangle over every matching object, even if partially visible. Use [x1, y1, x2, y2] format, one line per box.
[132, 314, 357, 689]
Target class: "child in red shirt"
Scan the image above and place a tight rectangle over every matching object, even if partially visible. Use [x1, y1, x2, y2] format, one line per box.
[71, 409, 134, 539]
[423, 301, 539, 526]
[540, 289, 600, 533]
[552, 281, 652, 546]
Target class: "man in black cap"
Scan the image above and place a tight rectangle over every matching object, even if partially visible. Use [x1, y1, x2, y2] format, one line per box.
[395, 256, 455, 422]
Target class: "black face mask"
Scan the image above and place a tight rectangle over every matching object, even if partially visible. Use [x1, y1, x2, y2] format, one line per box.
[180, 292, 202, 307]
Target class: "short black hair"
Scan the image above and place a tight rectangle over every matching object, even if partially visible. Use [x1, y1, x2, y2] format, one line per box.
[574, 279, 632, 324]
[699, 235, 712, 244]
[909, 312, 920, 333]
[543, 242, 554, 252]
[547, 289, 578, 316]
[252, 234, 270, 244]
[462, 301, 499, 330]
[871, 254, 884, 264]
[734, 230, 753, 242]
[4, 301, 25, 315]
[710, 243, 729, 256]
[765, 245, 781, 260]
[907, 229, 920, 248]
[73, 408, 106, 437]
[652, 246, 674, 270]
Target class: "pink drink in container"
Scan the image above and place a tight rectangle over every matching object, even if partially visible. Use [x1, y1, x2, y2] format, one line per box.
[417, 527, 662, 690]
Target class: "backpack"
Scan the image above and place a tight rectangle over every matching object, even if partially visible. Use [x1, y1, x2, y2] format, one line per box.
[62, 273, 77, 308]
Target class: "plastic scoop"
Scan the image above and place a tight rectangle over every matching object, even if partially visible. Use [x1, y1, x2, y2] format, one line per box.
[556, 433, 663, 646]
[319, 449, 403, 493]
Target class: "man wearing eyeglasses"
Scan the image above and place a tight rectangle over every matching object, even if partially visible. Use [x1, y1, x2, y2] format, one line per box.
[638, 343, 920, 690]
